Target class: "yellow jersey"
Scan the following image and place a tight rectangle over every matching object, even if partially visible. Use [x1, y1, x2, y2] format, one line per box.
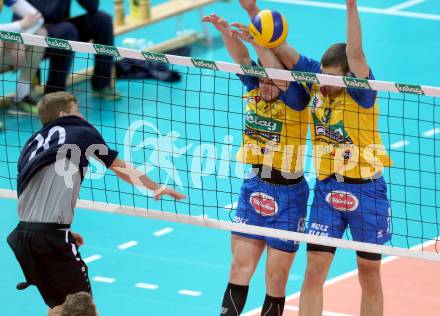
[309, 85, 392, 180]
[236, 88, 309, 174]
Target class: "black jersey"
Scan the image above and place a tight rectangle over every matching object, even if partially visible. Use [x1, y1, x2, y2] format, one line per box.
[17, 116, 118, 196]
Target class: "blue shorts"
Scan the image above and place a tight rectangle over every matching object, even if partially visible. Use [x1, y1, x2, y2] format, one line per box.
[233, 174, 309, 252]
[308, 176, 391, 245]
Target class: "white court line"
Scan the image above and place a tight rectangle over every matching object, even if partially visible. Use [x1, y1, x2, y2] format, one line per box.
[93, 276, 115, 283]
[153, 227, 174, 237]
[224, 202, 238, 210]
[117, 240, 138, 250]
[285, 305, 354, 316]
[135, 283, 159, 290]
[178, 289, 203, 297]
[83, 254, 102, 263]
[391, 140, 409, 149]
[423, 128, 440, 137]
[264, 0, 440, 21]
[386, 0, 427, 12]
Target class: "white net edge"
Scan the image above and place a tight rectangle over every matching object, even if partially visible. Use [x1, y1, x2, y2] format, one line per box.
[1, 189, 439, 262]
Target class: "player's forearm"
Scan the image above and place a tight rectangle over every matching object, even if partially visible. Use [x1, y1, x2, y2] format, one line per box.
[346, 1, 364, 59]
[245, 5, 260, 18]
[346, 1, 370, 78]
[222, 33, 252, 65]
[272, 43, 300, 70]
[253, 45, 281, 69]
[253, 45, 289, 91]
[110, 159, 160, 191]
[239, 0, 260, 18]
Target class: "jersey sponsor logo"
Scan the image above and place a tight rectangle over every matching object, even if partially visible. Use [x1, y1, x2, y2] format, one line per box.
[343, 149, 352, 160]
[241, 64, 268, 78]
[291, 71, 320, 84]
[313, 114, 352, 144]
[343, 77, 371, 90]
[260, 147, 270, 154]
[45, 37, 71, 50]
[93, 44, 121, 57]
[246, 111, 282, 133]
[142, 51, 169, 63]
[191, 58, 218, 70]
[325, 190, 359, 212]
[395, 83, 424, 95]
[244, 128, 281, 144]
[0, 31, 23, 44]
[312, 95, 323, 110]
[250, 192, 278, 216]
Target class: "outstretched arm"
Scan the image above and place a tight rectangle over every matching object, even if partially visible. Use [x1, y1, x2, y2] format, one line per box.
[109, 158, 186, 201]
[238, 0, 300, 69]
[231, 23, 289, 91]
[346, 0, 369, 78]
[272, 43, 301, 70]
[239, 0, 260, 18]
[202, 14, 252, 66]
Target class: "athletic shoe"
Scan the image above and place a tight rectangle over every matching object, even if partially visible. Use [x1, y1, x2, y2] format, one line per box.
[8, 95, 38, 116]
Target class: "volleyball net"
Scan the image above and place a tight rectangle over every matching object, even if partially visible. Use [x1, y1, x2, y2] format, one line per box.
[0, 32, 439, 261]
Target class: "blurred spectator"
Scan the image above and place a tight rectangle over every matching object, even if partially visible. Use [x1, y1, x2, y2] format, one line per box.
[21, 0, 120, 99]
[0, 0, 46, 115]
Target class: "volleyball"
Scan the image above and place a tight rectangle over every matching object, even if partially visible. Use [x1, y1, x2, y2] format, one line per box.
[249, 10, 288, 48]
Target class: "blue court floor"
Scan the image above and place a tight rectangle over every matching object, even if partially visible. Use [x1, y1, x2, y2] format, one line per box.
[1, 1, 440, 315]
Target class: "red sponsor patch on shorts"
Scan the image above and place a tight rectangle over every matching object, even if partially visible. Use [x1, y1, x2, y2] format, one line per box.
[249, 192, 278, 216]
[325, 190, 359, 212]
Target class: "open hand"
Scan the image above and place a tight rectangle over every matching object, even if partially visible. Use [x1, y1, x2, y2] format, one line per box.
[153, 186, 186, 201]
[202, 14, 232, 36]
[230, 22, 255, 45]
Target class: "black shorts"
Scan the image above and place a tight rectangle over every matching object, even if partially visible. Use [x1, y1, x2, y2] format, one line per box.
[7, 222, 91, 308]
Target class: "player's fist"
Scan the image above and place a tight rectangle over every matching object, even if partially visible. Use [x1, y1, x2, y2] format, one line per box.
[71, 232, 84, 247]
[346, 0, 357, 7]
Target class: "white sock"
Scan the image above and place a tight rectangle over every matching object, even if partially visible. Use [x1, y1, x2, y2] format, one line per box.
[15, 80, 31, 102]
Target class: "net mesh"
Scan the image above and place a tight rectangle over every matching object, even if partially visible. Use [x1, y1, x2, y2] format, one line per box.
[0, 32, 439, 260]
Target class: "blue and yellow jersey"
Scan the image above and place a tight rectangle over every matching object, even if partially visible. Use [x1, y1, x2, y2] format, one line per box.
[236, 65, 309, 174]
[294, 56, 391, 180]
